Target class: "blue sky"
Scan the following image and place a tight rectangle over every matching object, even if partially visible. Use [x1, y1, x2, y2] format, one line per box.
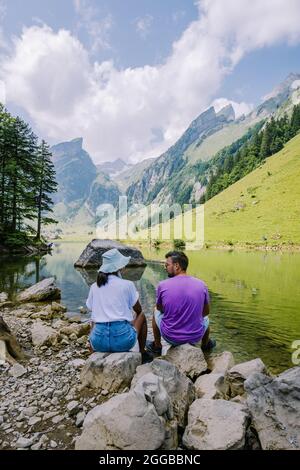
[1, 0, 300, 163]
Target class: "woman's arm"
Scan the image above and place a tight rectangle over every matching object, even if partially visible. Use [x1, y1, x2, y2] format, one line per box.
[86, 286, 93, 311]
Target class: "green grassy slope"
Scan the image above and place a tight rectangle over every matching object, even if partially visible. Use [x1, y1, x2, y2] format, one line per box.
[204, 133, 300, 245]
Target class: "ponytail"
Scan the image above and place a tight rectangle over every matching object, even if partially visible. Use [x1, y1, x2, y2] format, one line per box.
[97, 272, 109, 287]
[96, 271, 119, 287]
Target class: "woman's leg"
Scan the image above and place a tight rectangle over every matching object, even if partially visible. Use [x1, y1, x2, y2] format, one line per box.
[133, 313, 147, 352]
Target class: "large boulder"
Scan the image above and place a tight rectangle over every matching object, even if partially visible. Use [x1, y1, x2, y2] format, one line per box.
[74, 239, 147, 269]
[17, 277, 61, 302]
[207, 351, 235, 374]
[31, 321, 59, 347]
[244, 367, 300, 450]
[164, 344, 207, 380]
[194, 372, 230, 399]
[131, 358, 195, 427]
[133, 372, 173, 418]
[75, 389, 165, 450]
[182, 399, 249, 450]
[81, 352, 141, 393]
[227, 358, 268, 396]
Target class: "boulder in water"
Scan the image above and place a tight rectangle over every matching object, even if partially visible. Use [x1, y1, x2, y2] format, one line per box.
[74, 239, 146, 269]
[17, 277, 61, 303]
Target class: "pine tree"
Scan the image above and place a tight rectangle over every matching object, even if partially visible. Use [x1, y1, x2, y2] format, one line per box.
[290, 104, 300, 137]
[35, 140, 58, 240]
[8, 117, 38, 232]
[259, 123, 272, 159]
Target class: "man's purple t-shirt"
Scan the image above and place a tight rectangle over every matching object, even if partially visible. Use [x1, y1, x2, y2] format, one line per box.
[156, 275, 210, 344]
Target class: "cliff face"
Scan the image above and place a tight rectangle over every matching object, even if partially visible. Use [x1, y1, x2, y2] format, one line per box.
[51, 138, 97, 205]
[127, 105, 235, 205]
[51, 138, 120, 223]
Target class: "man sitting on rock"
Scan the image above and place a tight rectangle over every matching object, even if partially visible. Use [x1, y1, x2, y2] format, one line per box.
[147, 251, 216, 355]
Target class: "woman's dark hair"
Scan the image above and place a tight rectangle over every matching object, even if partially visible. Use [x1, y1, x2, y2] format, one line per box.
[165, 251, 189, 271]
[97, 271, 118, 287]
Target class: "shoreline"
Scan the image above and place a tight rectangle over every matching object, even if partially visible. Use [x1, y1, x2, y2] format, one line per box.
[54, 237, 300, 253]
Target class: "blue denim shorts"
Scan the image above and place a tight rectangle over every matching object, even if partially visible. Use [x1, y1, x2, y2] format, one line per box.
[90, 320, 137, 353]
[154, 310, 209, 346]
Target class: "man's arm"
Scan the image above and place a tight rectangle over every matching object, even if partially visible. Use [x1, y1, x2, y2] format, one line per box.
[202, 302, 210, 317]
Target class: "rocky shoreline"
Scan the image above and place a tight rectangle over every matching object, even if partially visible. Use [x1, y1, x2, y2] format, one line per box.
[0, 279, 299, 451]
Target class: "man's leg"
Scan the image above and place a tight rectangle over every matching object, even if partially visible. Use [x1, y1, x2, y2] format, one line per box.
[201, 326, 210, 348]
[133, 313, 147, 352]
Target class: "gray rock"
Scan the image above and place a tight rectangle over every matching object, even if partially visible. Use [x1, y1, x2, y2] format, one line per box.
[81, 352, 141, 393]
[245, 367, 300, 450]
[207, 351, 235, 374]
[75, 390, 165, 450]
[52, 415, 64, 424]
[228, 358, 267, 396]
[68, 358, 86, 369]
[18, 277, 61, 302]
[9, 363, 27, 378]
[164, 344, 207, 380]
[132, 372, 172, 417]
[23, 407, 38, 417]
[131, 358, 194, 427]
[51, 302, 67, 313]
[67, 400, 82, 416]
[76, 411, 86, 428]
[183, 399, 249, 450]
[74, 239, 146, 268]
[15, 436, 34, 448]
[28, 416, 42, 426]
[194, 372, 229, 399]
[31, 441, 42, 450]
[31, 321, 58, 347]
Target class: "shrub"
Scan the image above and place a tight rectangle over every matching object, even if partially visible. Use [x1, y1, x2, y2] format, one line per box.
[173, 239, 186, 249]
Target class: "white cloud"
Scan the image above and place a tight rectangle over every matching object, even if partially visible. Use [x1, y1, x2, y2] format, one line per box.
[74, 0, 113, 53]
[135, 14, 153, 39]
[212, 97, 253, 119]
[1, 0, 300, 164]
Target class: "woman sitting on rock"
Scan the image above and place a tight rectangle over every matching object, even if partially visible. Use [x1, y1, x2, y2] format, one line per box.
[86, 248, 151, 364]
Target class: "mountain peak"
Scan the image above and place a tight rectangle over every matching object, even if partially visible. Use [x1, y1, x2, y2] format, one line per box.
[51, 137, 84, 159]
[264, 72, 300, 101]
[216, 104, 235, 121]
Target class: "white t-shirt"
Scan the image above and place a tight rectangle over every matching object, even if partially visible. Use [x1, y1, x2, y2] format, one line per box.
[86, 275, 139, 323]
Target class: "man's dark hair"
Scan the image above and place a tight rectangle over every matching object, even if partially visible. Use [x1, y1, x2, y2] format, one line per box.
[165, 251, 189, 271]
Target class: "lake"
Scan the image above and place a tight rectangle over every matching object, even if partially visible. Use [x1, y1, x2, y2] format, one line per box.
[1, 241, 299, 374]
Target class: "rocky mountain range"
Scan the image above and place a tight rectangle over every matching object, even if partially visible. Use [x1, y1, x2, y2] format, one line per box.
[50, 73, 300, 224]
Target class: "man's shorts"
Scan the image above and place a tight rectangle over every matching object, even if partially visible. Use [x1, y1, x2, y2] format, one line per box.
[154, 309, 209, 346]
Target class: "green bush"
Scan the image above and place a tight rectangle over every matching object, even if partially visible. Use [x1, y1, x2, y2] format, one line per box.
[152, 239, 161, 249]
[173, 239, 186, 249]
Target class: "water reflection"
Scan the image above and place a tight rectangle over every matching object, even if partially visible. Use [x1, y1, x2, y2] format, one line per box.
[77, 266, 147, 287]
[0, 242, 300, 373]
